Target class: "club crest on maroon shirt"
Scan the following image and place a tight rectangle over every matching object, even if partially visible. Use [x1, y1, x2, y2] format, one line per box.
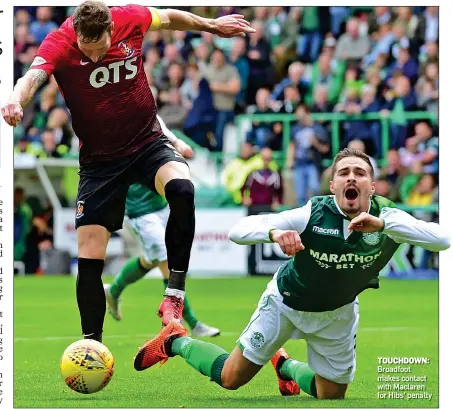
[118, 40, 135, 58]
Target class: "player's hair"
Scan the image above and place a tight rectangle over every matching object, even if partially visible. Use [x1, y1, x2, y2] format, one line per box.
[73, 1, 112, 43]
[331, 148, 374, 179]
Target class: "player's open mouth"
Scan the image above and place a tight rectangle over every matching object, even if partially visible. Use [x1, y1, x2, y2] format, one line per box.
[345, 187, 359, 201]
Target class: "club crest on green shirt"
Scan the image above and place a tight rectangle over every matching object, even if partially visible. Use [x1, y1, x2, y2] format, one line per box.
[362, 232, 381, 245]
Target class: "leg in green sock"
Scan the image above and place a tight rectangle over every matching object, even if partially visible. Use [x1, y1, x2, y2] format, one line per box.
[110, 256, 149, 299]
[182, 298, 199, 329]
[280, 359, 317, 398]
[170, 340, 261, 389]
[171, 337, 229, 384]
[162, 273, 199, 329]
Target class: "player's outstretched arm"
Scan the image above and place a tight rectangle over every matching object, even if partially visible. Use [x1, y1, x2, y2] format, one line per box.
[149, 8, 256, 38]
[380, 207, 450, 251]
[1, 69, 48, 127]
[228, 201, 312, 246]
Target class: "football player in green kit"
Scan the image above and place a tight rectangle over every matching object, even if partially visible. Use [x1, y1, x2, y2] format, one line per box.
[132, 148, 450, 399]
[104, 116, 220, 337]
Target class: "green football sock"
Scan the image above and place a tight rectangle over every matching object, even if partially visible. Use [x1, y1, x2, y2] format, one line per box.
[280, 359, 317, 398]
[110, 256, 148, 299]
[171, 337, 229, 386]
[182, 298, 199, 329]
[163, 279, 199, 329]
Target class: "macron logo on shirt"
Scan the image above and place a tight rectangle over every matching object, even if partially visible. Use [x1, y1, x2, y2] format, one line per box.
[312, 226, 339, 236]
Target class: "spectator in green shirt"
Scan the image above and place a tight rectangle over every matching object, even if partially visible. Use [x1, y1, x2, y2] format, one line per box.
[297, 7, 322, 63]
[272, 7, 301, 77]
[306, 53, 344, 106]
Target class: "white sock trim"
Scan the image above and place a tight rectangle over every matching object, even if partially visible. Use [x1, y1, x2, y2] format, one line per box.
[165, 288, 185, 299]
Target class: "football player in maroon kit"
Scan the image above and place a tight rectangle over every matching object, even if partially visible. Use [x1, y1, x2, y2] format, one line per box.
[2, 1, 255, 344]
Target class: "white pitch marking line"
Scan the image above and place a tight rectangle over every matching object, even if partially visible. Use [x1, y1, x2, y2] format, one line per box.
[14, 328, 412, 342]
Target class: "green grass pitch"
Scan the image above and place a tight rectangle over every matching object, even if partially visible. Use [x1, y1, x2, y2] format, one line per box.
[14, 275, 438, 408]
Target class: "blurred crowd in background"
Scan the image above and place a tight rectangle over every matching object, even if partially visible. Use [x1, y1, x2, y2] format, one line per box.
[13, 6, 439, 271]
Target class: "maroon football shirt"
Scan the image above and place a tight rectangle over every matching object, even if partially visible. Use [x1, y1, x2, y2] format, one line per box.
[242, 169, 284, 206]
[30, 5, 162, 164]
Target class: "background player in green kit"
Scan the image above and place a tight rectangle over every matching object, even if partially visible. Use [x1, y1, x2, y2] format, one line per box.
[104, 116, 220, 337]
[132, 148, 450, 399]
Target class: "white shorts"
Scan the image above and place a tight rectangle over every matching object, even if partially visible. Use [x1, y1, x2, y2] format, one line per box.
[238, 274, 359, 384]
[126, 206, 170, 264]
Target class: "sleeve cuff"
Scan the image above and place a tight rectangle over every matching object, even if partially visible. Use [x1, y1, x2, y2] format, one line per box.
[268, 228, 277, 242]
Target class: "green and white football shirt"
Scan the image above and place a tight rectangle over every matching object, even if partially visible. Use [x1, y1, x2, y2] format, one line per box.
[125, 184, 167, 219]
[229, 195, 449, 312]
